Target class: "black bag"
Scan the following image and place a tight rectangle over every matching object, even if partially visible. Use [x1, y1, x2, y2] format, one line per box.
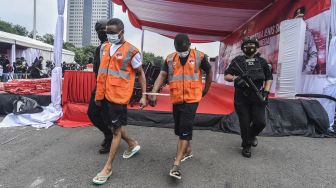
[13, 96, 43, 115]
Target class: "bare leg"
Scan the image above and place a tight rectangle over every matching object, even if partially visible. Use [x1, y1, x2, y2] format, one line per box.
[174, 139, 189, 166]
[185, 142, 192, 156]
[98, 127, 122, 176]
[121, 127, 137, 149]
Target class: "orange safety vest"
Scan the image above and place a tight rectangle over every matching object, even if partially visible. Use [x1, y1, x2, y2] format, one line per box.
[166, 49, 204, 104]
[95, 41, 139, 104]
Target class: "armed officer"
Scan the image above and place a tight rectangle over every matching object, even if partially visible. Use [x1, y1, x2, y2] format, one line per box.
[224, 36, 273, 158]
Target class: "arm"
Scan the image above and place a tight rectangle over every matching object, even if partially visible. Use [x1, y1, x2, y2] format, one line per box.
[132, 53, 147, 107]
[224, 59, 237, 82]
[224, 74, 235, 82]
[200, 55, 213, 97]
[262, 59, 273, 92]
[264, 80, 272, 92]
[149, 69, 168, 107]
[93, 46, 101, 77]
[135, 66, 147, 98]
[152, 71, 168, 93]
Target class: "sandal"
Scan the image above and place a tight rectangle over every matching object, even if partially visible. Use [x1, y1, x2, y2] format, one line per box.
[123, 142, 141, 159]
[169, 165, 182, 180]
[181, 154, 193, 162]
[92, 171, 113, 185]
[174, 154, 193, 163]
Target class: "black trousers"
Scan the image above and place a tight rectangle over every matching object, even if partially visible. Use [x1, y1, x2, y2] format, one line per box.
[87, 90, 113, 141]
[234, 90, 266, 147]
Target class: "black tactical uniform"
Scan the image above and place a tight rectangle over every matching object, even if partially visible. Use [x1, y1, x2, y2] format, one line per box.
[225, 37, 273, 158]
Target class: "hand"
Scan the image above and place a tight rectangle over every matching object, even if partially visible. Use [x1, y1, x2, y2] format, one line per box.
[139, 96, 147, 109]
[148, 95, 157, 107]
[95, 100, 102, 107]
[262, 90, 269, 104]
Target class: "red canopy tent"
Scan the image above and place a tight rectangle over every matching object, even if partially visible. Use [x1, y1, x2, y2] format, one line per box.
[112, 0, 275, 42]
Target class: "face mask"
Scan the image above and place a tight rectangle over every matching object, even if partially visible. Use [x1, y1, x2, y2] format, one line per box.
[107, 31, 122, 44]
[97, 31, 107, 42]
[243, 46, 256, 57]
[177, 50, 189, 58]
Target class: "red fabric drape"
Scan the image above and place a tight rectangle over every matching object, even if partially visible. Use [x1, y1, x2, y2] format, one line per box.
[59, 71, 96, 127]
[62, 71, 96, 105]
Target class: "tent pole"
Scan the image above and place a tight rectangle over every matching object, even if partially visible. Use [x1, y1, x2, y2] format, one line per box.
[140, 29, 144, 61]
[33, 0, 37, 39]
[11, 43, 16, 65]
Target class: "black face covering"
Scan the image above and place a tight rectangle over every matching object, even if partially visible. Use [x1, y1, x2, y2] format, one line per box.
[243, 46, 257, 57]
[97, 31, 107, 43]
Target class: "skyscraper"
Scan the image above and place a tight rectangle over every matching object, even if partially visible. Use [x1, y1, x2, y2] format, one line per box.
[67, 0, 113, 47]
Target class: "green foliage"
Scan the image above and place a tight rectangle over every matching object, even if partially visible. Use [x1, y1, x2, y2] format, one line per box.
[41, 33, 54, 45]
[143, 52, 164, 67]
[74, 45, 96, 65]
[0, 19, 29, 36]
[63, 42, 76, 52]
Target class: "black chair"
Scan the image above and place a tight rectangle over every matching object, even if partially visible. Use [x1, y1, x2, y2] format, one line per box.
[129, 63, 163, 107]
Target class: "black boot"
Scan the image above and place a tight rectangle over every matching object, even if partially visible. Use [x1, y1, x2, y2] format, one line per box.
[100, 137, 112, 147]
[99, 141, 111, 154]
[242, 146, 251, 158]
[99, 137, 112, 154]
[251, 137, 258, 147]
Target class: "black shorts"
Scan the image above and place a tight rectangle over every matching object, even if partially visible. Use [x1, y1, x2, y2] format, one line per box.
[102, 99, 127, 129]
[173, 102, 199, 141]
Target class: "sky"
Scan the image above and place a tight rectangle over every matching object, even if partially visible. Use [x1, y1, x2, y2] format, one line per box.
[0, 0, 220, 58]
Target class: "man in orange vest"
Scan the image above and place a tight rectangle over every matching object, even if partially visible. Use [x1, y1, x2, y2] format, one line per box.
[92, 18, 147, 185]
[87, 19, 112, 154]
[149, 33, 213, 180]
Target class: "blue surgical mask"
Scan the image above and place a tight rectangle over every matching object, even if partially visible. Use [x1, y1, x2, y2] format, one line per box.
[177, 50, 189, 58]
[107, 31, 122, 44]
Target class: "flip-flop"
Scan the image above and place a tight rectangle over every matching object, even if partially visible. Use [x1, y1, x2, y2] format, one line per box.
[123, 144, 141, 159]
[174, 154, 193, 163]
[92, 171, 113, 185]
[181, 154, 193, 162]
[169, 165, 182, 180]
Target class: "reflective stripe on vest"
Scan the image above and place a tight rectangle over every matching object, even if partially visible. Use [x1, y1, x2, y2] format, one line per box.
[168, 51, 202, 82]
[97, 45, 135, 80]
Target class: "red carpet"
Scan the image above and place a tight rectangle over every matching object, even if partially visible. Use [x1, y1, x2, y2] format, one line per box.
[57, 83, 235, 127]
[57, 102, 92, 128]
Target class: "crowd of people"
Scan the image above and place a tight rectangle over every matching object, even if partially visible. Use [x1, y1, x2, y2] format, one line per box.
[0, 54, 87, 82]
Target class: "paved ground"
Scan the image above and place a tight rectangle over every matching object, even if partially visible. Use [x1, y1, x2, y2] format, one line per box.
[0, 121, 336, 188]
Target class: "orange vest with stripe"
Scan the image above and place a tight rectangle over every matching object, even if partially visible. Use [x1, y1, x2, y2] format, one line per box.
[95, 41, 139, 104]
[166, 49, 204, 104]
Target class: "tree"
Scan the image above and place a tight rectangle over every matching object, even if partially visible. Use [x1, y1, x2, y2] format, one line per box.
[74, 45, 96, 65]
[13, 24, 29, 36]
[0, 19, 29, 36]
[143, 52, 164, 67]
[27, 31, 42, 41]
[41, 33, 54, 45]
[63, 42, 76, 52]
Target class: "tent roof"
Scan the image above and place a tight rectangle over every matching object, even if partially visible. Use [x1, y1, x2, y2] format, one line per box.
[113, 0, 275, 42]
[0, 31, 75, 56]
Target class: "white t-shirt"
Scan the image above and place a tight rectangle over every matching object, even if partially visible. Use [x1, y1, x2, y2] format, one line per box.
[109, 43, 142, 69]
